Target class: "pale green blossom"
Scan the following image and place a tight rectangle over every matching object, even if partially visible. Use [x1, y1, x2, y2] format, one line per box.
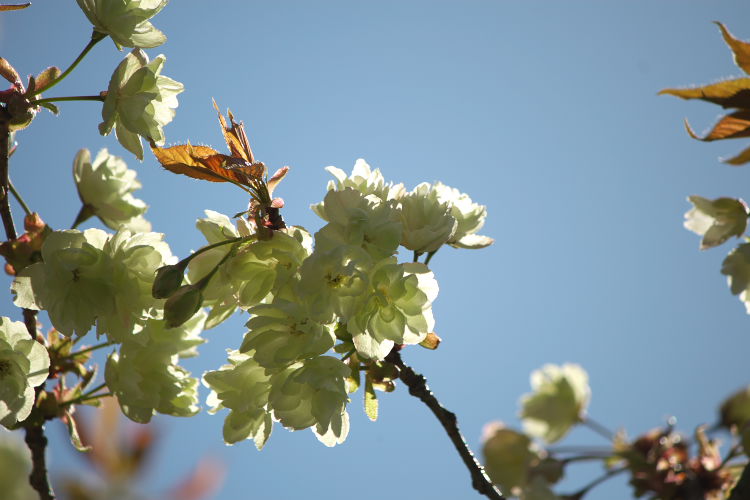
[314, 189, 402, 260]
[433, 181, 493, 249]
[12, 229, 113, 337]
[520, 363, 590, 444]
[347, 259, 438, 360]
[0, 317, 50, 428]
[240, 300, 336, 369]
[311, 159, 405, 218]
[73, 148, 150, 231]
[76, 0, 168, 49]
[399, 182, 457, 253]
[105, 311, 205, 423]
[203, 351, 274, 448]
[100, 49, 183, 160]
[684, 195, 748, 250]
[268, 356, 350, 446]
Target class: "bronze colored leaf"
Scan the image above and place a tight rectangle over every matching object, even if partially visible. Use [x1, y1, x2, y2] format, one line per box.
[659, 78, 750, 109]
[0, 3, 30, 11]
[685, 111, 750, 141]
[213, 99, 254, 163]
[716, 22, 750, 75]
[724, 144, 750, 166]
[152, 144, 264, 185]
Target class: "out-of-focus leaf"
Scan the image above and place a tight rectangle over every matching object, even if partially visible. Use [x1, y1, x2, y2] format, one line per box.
[716, 22, 750, 75]
[685, 112, 750, 141]
[720, 385, 750, 429]
[659, 78, 750, 109]
[364, 374, 378, 421]
[63, 409, 91, 452]
[725, 144, 750, 165]
[0, 3, 30, 12]
[481, 422, 537, 494]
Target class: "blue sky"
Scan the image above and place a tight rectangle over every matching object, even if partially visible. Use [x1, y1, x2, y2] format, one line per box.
[2, 2, 750, 499]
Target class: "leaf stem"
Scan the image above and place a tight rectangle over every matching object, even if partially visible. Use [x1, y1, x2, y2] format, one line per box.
[385, 348, 505, 500]
[27, 32, 106, 97]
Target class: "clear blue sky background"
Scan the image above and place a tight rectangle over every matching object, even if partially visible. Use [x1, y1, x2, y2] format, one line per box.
[2, 2, 750, 499]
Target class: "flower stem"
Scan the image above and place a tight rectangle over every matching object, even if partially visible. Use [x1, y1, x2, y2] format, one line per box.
[8, 179, 31, 215]
[60, 382, 109, 407]
[582, 416, 616, 441]
[70, 341, 113, 358]
[27, 32, 107, 97]
[424, 249, 438, 265]
[28, 95, 105, 105]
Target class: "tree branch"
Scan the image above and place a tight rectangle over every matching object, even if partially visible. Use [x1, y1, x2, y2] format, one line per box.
[2, 108, 55, 499]
[24, 424, 53, 500]
[385, 348, 505, 500]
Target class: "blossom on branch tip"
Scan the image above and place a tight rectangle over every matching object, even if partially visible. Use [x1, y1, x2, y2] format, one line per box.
[73, 148, 150, 231]
[76, 0, 168, 49]
[399, 182, 457, 253]
[432, 182, 493, 249]
[100, 49, 183, 160]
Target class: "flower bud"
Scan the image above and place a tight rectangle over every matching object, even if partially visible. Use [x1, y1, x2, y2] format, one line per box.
[152, 264, 185, 299]
[164, 285, 203, 328]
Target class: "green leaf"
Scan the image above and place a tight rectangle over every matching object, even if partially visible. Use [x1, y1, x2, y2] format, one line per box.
[716, 22, 750, 75]
[37, 101, 59, 116]
[364, 374, 378, 422]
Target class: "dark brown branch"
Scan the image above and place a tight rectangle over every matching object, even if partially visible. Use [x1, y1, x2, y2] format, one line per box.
[1, 107, 54, 499]
[0, 106, 17, 240]
[729, 462, 750, 500]
[24, 424, 53, 500]
[385, 348, 505, 500]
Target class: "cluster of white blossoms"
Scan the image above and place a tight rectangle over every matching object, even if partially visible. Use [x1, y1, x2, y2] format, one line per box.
[6, 150, 492, 447]
[199, 159, 492, 447]
[6, 147, 205, 426]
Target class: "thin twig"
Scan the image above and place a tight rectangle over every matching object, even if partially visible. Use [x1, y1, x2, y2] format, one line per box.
[385, 348, 505, 500]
